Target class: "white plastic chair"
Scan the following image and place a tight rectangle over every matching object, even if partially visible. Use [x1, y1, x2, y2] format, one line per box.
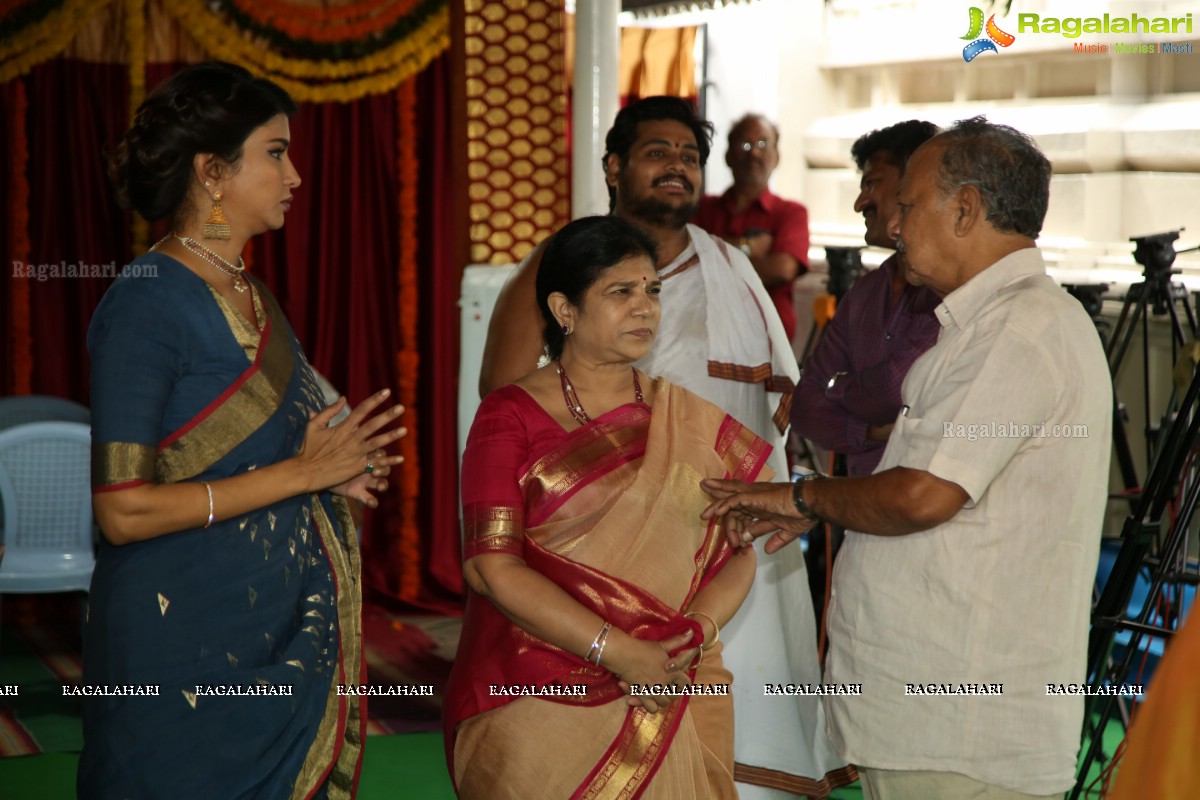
[0, 423, 95, 612]
[0, 395, 90, 430]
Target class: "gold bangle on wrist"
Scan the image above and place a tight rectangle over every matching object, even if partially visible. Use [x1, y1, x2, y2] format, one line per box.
[684, 610, 719, 651]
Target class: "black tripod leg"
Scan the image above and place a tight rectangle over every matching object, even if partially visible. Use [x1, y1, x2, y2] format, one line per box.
[1112, 388, 1139, 500]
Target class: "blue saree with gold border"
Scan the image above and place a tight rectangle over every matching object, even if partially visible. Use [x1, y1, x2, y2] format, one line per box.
[80, 254, 364, 799]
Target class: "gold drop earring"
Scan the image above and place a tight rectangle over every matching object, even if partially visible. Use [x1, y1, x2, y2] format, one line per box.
[203, 183, 231, 240]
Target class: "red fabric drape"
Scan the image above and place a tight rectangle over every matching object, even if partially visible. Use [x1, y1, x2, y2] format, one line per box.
[2, 56, 464, 610]
[1, 79, 31, 394]
[256, 94, 399, 405]
[20, 61, 132, 399]
[414, 54, 464, 600]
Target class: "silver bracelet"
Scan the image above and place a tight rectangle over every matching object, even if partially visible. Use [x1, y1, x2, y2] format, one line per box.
[586, 622, 611, 664]
[203, 482, 214, 529]
[594, 624, 612, 668]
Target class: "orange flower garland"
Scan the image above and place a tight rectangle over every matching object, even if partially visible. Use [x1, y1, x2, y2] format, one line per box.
[228, 0, 424, 45]
[0, 0, 111, 83]
[9, 80, 33, 393]
[160, 0, 440, 80]
[395, 76, 421, 603]
[157, 0, 449, 104]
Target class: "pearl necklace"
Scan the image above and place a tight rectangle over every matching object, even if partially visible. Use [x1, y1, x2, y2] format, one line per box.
[173, 234, 248, 293]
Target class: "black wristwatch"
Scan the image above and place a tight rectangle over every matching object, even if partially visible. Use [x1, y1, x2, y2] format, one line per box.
[791, 475, 822, 523]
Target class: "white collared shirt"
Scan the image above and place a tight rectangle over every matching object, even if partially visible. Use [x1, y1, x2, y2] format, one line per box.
[825, 248, 1112, 794]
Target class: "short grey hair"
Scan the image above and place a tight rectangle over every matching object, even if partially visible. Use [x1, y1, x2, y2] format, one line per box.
[936, 116, 1051, 239]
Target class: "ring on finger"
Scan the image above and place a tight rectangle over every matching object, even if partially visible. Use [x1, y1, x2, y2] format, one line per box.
[364, 460, 375, 474]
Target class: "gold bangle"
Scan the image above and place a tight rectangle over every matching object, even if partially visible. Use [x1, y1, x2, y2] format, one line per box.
[685, 611, 719, 651]
[203, 482, 214, 530]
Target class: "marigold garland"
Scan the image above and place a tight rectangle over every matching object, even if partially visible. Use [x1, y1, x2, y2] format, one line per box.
[222, 0, 426, 48]
[1, 0, 448, 104]
[396, 77, 421, 602]
[0, 0, 63, 45]
[0, 0, 111, 82]
[159, 0, 445, 82]
[8, 80, 33, 393]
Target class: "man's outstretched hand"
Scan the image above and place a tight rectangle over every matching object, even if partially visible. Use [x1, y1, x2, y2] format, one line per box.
[700, 479, 819, 554]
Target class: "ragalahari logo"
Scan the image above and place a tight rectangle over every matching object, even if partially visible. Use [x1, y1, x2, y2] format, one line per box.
[961, 7, 1016, 62]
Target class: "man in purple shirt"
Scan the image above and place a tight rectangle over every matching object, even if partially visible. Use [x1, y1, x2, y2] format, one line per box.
[792, 120, 941, 476]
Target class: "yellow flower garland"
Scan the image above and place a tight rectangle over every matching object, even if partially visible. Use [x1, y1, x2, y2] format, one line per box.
[0, 0, 114, 83]
[159, 0, 448, 84]
[1, 0, 447, 104]
[260, 34, 448, 105]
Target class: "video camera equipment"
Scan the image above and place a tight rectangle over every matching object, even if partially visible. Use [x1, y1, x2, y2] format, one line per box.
[1072, 231, 1200, 797]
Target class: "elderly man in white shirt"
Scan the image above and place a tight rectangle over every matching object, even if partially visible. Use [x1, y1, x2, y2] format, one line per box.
[702, 116, 1111, 800]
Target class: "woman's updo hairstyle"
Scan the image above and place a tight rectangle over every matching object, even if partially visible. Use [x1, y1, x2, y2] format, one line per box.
[535, 216, 659, 360]
[109, 61, 296, 223]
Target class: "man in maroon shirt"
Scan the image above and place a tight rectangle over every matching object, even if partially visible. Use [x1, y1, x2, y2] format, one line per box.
[693, 113, 808, 341]
[791, 120, 942, 476]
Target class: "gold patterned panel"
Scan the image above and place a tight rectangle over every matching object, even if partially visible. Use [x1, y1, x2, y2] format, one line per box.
[464, 0, 569, 265]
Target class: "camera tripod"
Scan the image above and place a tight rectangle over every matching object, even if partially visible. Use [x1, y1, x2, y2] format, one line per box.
[1071, 231, 1200, 797]
[1106, 230, 1200, 490]
[1071, 360, 1200, 798]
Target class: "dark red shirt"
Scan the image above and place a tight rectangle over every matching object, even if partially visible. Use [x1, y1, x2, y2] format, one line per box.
[791, 254, 941, 476]
[693, 188, 809, 340]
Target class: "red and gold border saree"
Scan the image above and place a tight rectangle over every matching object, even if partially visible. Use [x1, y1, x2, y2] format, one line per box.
[445, 379, 771, 799]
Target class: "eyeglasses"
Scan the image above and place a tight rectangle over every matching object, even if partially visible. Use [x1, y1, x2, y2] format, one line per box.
[737, 139, 772, 152]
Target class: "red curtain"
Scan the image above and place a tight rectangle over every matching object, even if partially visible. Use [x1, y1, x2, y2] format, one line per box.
[413, 56, 463, 600]
[2, 55, 464, 610]
[11, 61, 132, 399]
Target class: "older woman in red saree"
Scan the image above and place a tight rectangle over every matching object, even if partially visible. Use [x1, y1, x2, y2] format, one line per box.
[445, 216, 766, 798]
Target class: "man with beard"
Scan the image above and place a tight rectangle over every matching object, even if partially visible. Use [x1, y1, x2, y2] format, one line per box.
[604, 98, 798, 462]
[792, 120, 941, 478]
[480, 97, 798, 446]
[477, 96, 851, 800]
[694, 113, 808, 340]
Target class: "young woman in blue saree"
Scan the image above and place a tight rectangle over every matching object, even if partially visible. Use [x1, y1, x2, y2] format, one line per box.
[80, 62, 406, 799]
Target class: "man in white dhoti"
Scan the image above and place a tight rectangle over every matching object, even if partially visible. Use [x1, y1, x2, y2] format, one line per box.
[479, 96, 852, 798]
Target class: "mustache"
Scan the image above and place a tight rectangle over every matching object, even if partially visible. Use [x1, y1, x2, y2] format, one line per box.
[652, 175, 694, 192]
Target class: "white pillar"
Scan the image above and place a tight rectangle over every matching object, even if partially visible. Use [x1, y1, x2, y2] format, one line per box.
[572, 0, 620, 219]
